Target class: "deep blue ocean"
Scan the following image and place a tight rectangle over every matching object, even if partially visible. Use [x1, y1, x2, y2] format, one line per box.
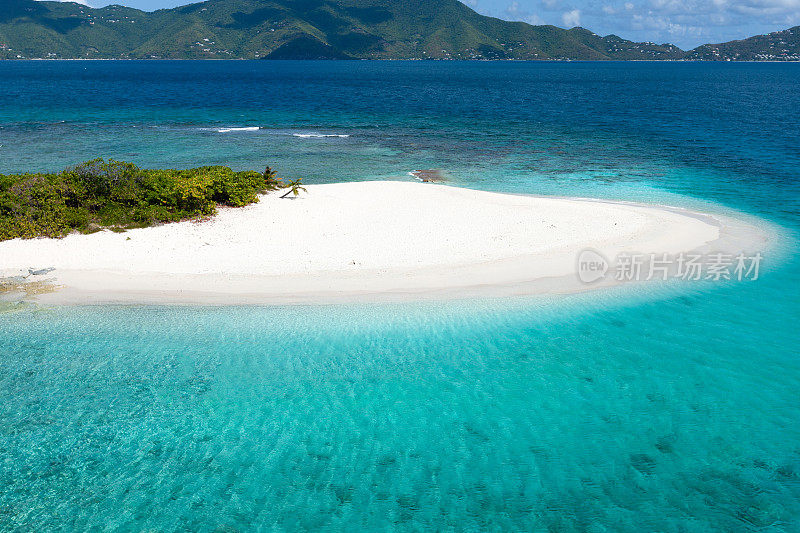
[1, 61, 799, 531]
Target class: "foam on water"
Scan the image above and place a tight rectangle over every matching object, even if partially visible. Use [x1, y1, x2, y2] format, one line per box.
[292, 133, 350, 138]
[214, 126, 261, 133]
[160, 126, 353, 137]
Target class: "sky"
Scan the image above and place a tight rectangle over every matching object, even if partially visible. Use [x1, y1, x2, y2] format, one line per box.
[51, 0, 800, 49]
[466, 0, 800, 48]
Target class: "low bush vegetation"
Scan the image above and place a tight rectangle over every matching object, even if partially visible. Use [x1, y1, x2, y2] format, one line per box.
[0, 159, 282, 240]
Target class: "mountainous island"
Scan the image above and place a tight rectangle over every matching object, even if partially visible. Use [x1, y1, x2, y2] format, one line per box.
[1, 0, 799, 60]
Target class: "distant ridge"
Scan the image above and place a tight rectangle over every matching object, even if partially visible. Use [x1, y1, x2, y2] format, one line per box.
[0, 0, 798, 60]
[686, 26, 800, 61]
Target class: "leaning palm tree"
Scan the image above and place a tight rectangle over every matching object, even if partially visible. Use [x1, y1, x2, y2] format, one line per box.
[280, 178, 307, 199]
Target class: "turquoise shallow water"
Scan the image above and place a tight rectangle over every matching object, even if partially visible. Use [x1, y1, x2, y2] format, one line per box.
[2, 282, 799, 530]
[1, 61, 799, 530]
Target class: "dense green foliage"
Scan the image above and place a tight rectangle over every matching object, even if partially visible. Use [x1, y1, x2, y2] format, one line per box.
[0, 160, 282, 240]
[4, 0, 790, 61]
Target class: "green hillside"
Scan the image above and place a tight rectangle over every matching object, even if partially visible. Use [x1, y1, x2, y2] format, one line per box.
[0, 0, 797, 60]
[0, 0, 688, 59]
[686, 26, 800, 61]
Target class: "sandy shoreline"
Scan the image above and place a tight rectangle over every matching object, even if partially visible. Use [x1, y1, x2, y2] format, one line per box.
[0, 181, 772, 305]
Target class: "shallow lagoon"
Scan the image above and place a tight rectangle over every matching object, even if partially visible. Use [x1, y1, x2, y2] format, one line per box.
[1, 61, 799, 530]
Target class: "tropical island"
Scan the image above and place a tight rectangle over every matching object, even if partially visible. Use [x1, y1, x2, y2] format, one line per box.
[1, 0, 798, 61]
[0, 161, 771, 305]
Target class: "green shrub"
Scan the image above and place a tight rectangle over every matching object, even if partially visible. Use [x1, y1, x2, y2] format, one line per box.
[0, 160, 281, 241]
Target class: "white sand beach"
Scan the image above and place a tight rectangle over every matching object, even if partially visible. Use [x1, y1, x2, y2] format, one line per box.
[0, 181, 770, 304]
